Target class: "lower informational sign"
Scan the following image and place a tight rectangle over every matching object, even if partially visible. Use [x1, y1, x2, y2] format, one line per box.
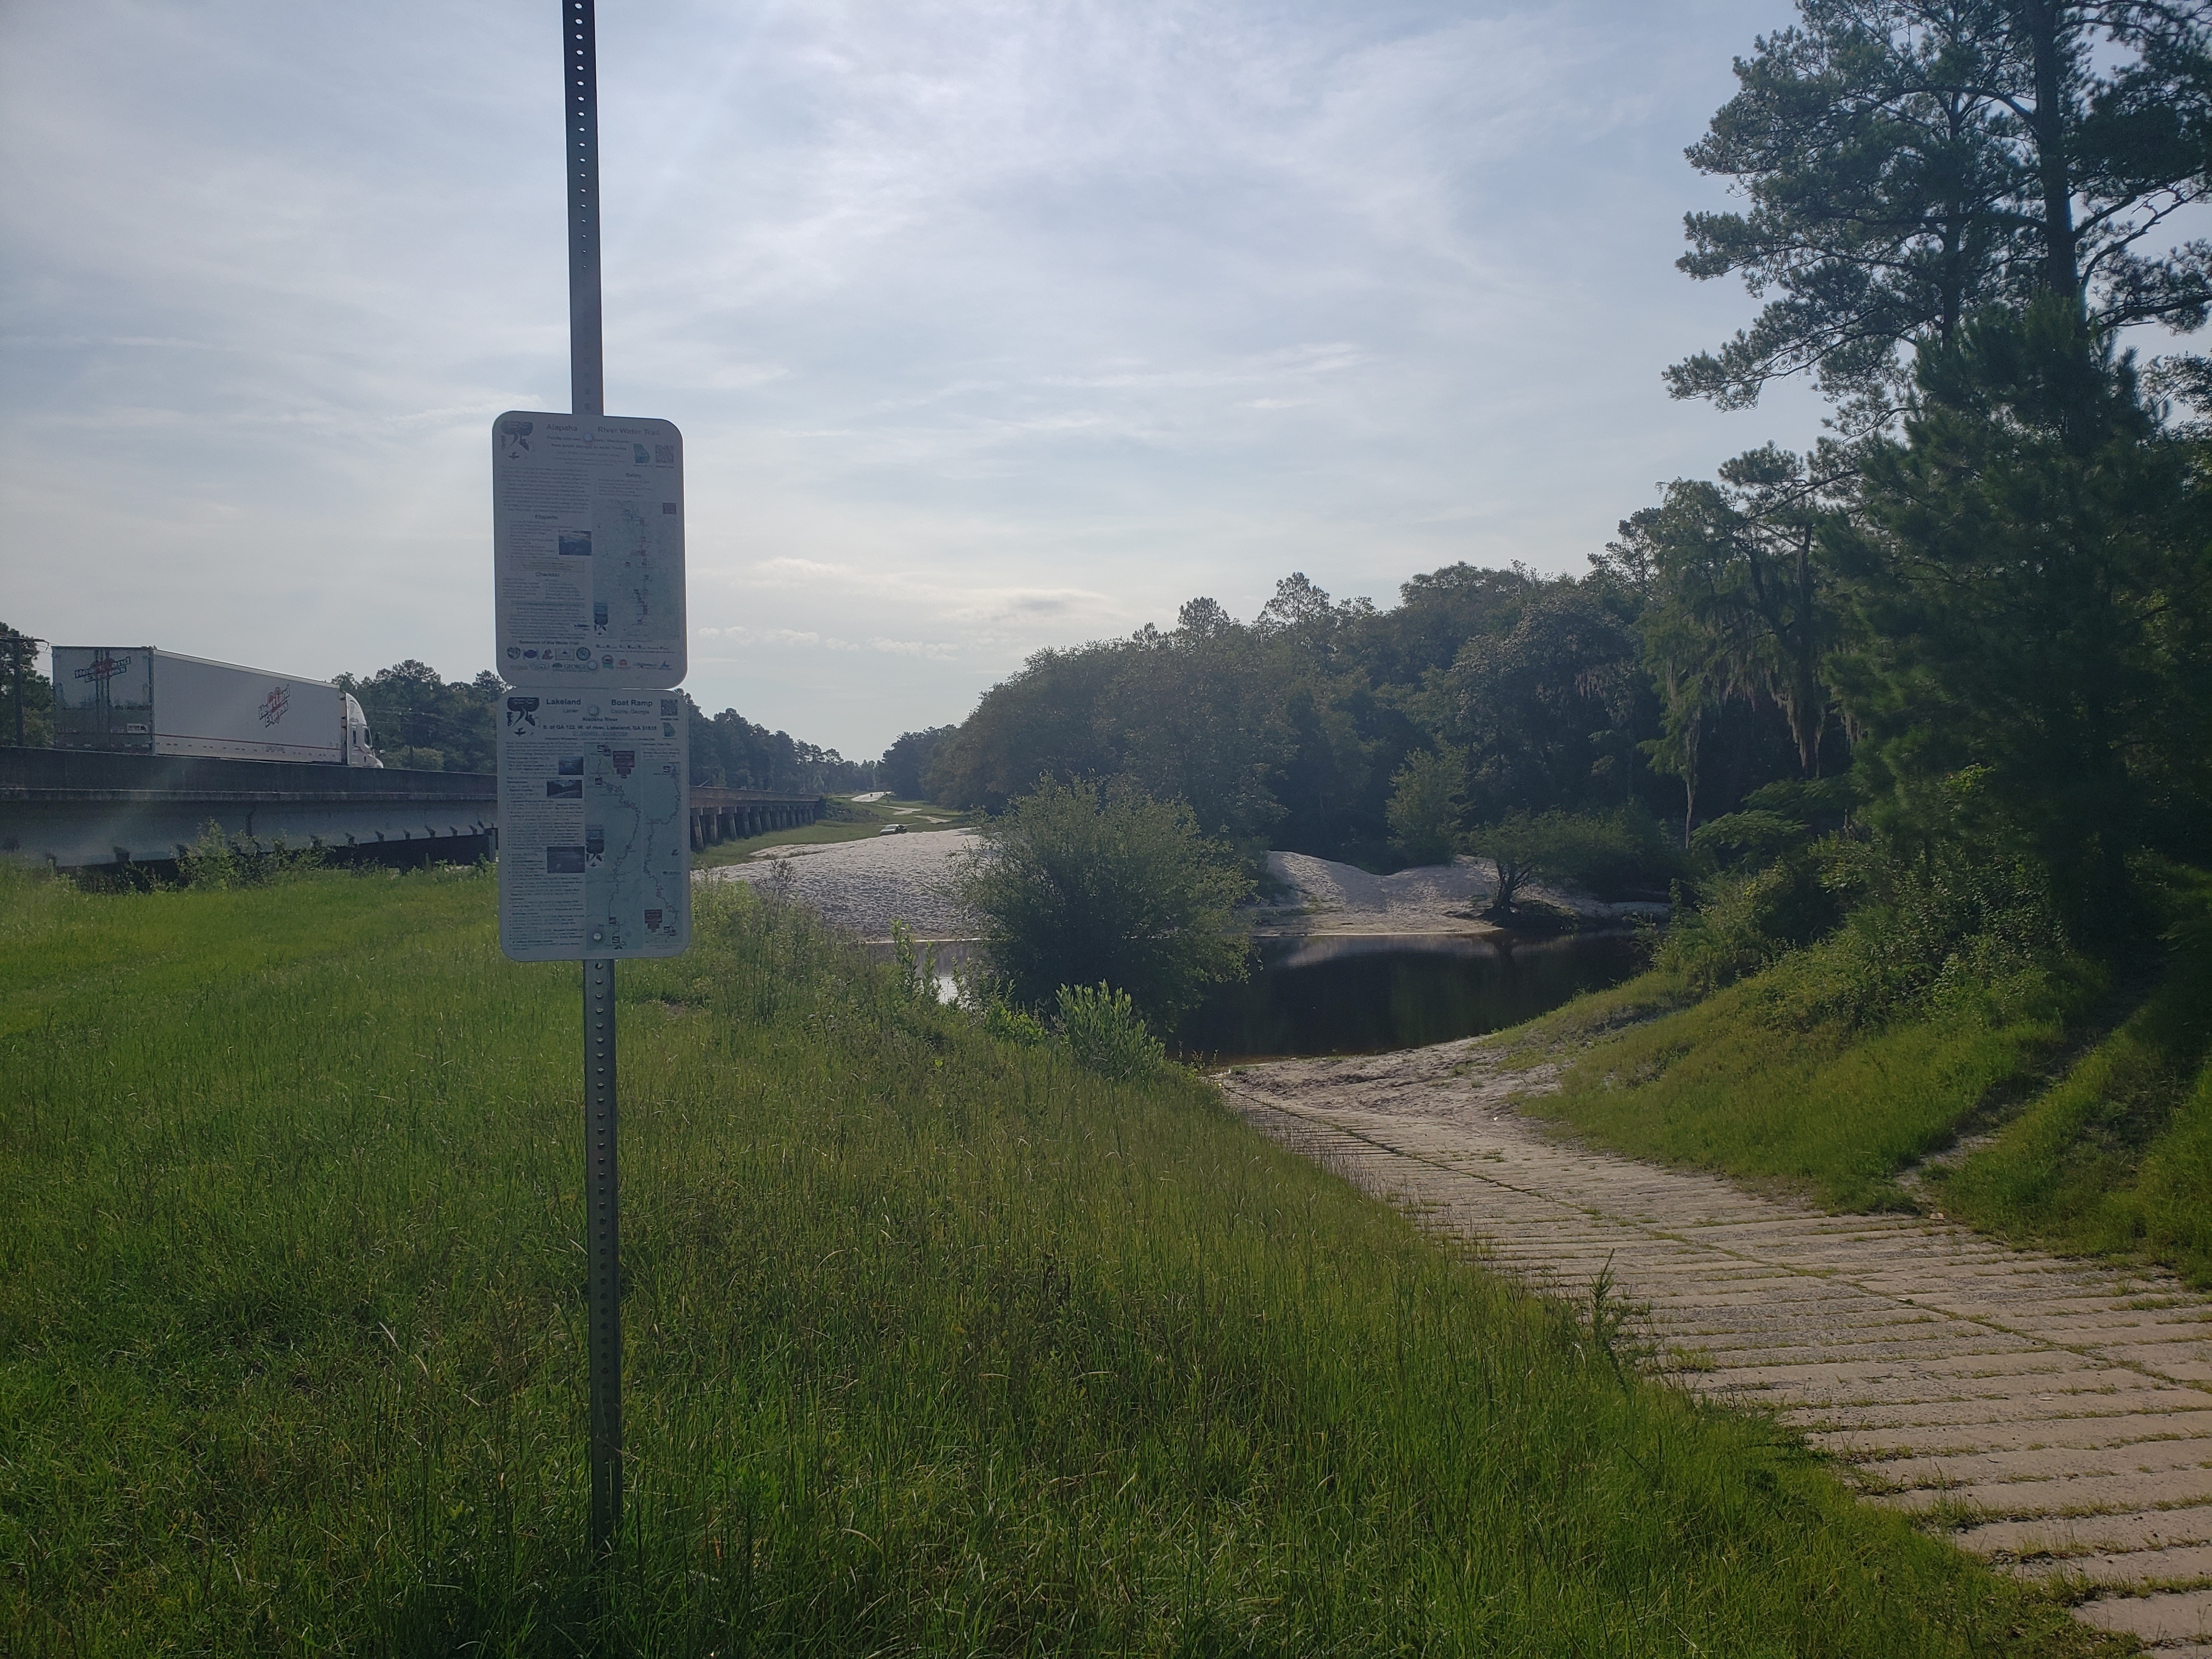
[497, 692, 690, 962]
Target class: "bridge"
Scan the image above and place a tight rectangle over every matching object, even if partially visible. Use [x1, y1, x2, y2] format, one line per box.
[0, 748, 824, 872]
[689, 786, 826, 850]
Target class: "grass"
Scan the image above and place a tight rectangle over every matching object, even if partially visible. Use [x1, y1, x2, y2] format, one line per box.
[692, 795, 977, 871]
[0, 865, 2111, 1654]
[1932, 916, 2212, 1284]
[1525, 957, 2084, 1212]
[1521, 881, 2212, 1283]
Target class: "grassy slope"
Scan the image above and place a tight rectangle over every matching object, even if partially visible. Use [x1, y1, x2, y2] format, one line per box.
[0, 868, 2104, 1655]
[1523, 912, 2212, 1286]
[1933, 927, 2212, 1277]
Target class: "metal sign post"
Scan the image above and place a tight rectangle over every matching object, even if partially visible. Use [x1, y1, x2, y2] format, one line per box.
[490, 0, 691, 1560]
[566, 0, 602, 425]
[584, 954, 619, 1551]
[490, 0, 691, 1555]
[567, 0, 620, 1561]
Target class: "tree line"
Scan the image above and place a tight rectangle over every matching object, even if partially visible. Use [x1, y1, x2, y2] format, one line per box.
[3, 647, 883, 798]
[338, 665, 883, 794]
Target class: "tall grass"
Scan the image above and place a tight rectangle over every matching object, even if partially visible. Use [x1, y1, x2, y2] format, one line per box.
[1531, 865, 2212, 1279]
[1934, 894, 2212, 1283]
[1528, 955, 2086, 1212]
[0, 866, 2102, 1654]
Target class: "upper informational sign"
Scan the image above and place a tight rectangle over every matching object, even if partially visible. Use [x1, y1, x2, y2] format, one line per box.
[493, 412, 685, 687]
[497, 691, 691, 962]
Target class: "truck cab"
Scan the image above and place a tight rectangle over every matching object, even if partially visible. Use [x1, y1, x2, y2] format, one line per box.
[344, 695, 384, 768]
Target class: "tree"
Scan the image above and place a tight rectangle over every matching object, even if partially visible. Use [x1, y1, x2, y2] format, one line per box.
[1385, 747, 1468, 867]
[1104, 619, 1294, 856]
[689, 702, 877, 792]
[1427, 582, 1648, 819]
[1353, 563, 1539, 686]
[1465, 812, 1553, 919]
[1631, 445, 1854, 781]
[1835, 298, 2212, 930]
[954, 776, 1251, 1030]
[1673, 0, 2212, 421]
[927, 644, 1126, 812]
[0, 624, 53, 747]
[879, 725, 955, 799]
[337, 662, 501, 772]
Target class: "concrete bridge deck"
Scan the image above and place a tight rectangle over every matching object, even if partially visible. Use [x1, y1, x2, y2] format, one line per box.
[0, 748, 823, 871]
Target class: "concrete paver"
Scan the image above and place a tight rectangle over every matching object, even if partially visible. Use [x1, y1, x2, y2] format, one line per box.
[1223, 1035, 2212, 1650]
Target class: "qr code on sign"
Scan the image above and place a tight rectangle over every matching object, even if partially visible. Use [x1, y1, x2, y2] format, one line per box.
[654, 444, 674, 464]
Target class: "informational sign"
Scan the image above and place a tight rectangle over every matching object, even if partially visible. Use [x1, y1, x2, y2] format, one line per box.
[497, 691, 690, 962]
[493, 412, 685, 687]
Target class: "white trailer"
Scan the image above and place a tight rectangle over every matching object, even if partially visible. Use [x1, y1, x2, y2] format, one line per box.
[51, 647, 382, 766]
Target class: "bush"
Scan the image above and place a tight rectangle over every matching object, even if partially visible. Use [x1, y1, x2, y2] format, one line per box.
[1054, 983, 1169, 1079]
[955, 775, 1251, 1029]
[1541, 805, 1688, 899]
[1655, 834, 2067, 1023]
[1654, 853, 1847, 997]
[176, 821, 326, 890]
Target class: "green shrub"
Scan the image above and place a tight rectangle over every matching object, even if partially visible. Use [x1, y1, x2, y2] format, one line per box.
[1054, 981, 1169, 1079]
[956, 775, 1250, 1029]
[175, 820, 326, 890]
[1689, 809, 1808, 870]
[887, 920, 941, 1004]
[982, 999, 1050, 1047]
[1654, 853, 1846, 997]
[1656, 830, 2059, 1020]
[1541, 804, 1689, 899]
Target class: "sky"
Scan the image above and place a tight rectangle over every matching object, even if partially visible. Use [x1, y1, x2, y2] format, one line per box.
[0, 0, 1839, 760]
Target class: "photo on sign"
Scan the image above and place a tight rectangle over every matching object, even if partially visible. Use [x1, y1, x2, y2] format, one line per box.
[546, 847, 586, 874]
[558, 534, 592, 558]
[546, 778, 582, 799]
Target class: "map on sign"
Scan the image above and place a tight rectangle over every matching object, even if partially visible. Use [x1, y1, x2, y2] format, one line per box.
[497, 692, 690, 961]
[492, 412, 685, 687]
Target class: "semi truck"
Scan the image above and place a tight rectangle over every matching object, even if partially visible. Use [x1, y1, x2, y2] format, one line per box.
[51, 646, 383, 767]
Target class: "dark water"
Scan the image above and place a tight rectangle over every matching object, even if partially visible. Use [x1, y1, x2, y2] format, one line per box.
[1172, 931, 1645, 1063]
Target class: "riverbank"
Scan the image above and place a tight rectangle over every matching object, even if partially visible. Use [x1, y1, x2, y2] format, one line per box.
[698, 836, 1663, 947]
[1252, 850, 1666, 937]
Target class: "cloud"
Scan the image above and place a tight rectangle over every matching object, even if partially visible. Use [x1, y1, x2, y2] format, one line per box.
[1, 0, 1841, 757]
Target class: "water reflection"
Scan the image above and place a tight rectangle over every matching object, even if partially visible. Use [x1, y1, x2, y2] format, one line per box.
[862, 929, 1646, 1064]
[1173, 930, 1644, 1063]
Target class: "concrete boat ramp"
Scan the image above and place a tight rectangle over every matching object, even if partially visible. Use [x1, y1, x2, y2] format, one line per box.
[1223, 1038, 2212, 1655]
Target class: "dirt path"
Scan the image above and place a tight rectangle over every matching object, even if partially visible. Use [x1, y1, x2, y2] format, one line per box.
[1222, 1039, 2212, 1655]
